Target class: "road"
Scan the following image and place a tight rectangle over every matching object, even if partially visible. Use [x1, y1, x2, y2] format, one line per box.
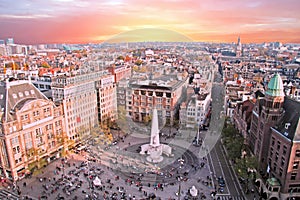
[203, 61, 258, 200]
[207, 139, 245, 200]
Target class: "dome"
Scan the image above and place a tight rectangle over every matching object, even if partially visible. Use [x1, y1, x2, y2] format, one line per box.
[265, 73, 284, 97]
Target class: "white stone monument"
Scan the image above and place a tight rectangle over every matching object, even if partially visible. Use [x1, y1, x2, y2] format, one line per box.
[190, 185, 198, 197]
[140, 108, 172, 163]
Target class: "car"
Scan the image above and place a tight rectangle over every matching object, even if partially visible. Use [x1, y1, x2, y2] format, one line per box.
[218, 187, 224, 193]
[218, 176, 226, 187]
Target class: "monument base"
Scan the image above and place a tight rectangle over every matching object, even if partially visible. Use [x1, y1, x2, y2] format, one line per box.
[140, 144, 164, 163]
[146, 155, 163, 163]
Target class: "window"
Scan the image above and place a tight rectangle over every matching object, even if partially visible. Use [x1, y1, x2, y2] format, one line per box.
[291, 173, 297, 180]
[35, 128, 42, 136]
[44, 107, 50, 113]
[271, 137, 275, 146]
[283, 145, 287, 155]
[293, 161, 299, 170]
[33, 111, 39, 116]
[46, 124, 53, 131]
[13, 146, 20, 154]
[296, 150, 300, 157]
[277, 141, 281, 150]
[11, 137, 19, 146]
[273, 162, 277, 172]
[275, 152, 279, 161]
[25, 140, 32, 149]
[270, 147, 274, 157]
[279, 168, 283, 177]
[21, 114, 29, 120]
[55, 120, 62, 126]
[260, 122, 264, 130]
[281, 157, 285, 167]
[24, 132, 31, 140]
[15, 158, 22, 164]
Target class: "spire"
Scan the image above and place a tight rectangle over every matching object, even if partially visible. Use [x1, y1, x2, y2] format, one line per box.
[265, 73, 284, 97]
[237, 35, 241, 45]
[150, 108, 160, 147]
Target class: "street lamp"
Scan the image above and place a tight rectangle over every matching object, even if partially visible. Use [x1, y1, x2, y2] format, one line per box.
[177, 157, 185, 200]
[196, 124, 203, 146]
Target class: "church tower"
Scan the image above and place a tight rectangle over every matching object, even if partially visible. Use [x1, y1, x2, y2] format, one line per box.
[236, 36, 242, 57]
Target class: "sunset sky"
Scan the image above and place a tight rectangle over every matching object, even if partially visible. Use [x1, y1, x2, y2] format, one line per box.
[1, 0, 300, 44]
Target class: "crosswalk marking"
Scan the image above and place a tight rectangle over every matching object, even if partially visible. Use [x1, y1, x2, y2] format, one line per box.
[215, 196, 245, 200]
[0, 189, 20, 200]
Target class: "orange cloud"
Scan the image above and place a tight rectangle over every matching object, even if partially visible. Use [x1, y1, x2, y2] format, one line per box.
[0, 0, 299, 44]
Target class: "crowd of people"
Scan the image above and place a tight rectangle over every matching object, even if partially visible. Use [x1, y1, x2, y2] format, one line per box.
[11, 131, 215, 200]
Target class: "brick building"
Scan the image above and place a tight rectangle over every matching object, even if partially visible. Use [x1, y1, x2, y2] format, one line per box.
[249, 74, 300, 199]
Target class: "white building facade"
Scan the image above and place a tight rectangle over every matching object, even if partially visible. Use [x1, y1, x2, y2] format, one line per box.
[51, 71, 109, 143]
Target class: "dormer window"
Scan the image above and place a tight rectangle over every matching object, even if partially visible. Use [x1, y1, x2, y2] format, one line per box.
[285, 123, 291, 129]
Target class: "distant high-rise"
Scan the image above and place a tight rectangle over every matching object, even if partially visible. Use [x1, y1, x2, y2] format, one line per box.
[0, 40, 5, 45]
[6, 38, 14, 45]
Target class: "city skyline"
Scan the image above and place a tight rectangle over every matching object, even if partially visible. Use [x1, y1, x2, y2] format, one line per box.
[1, 0, 300, 44]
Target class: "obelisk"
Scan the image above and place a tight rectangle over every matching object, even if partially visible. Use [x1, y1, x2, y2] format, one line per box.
[150, 108, 160, 147]
[140, 108, 172, 163]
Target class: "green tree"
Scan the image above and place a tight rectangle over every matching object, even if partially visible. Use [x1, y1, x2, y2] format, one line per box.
[227, 137, 243, 159]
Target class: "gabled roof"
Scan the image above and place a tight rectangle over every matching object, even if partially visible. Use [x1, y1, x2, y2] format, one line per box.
[0, 80, 48, 122]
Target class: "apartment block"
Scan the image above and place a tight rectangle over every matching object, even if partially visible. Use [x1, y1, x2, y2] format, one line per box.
[126, 74, 189, 126]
